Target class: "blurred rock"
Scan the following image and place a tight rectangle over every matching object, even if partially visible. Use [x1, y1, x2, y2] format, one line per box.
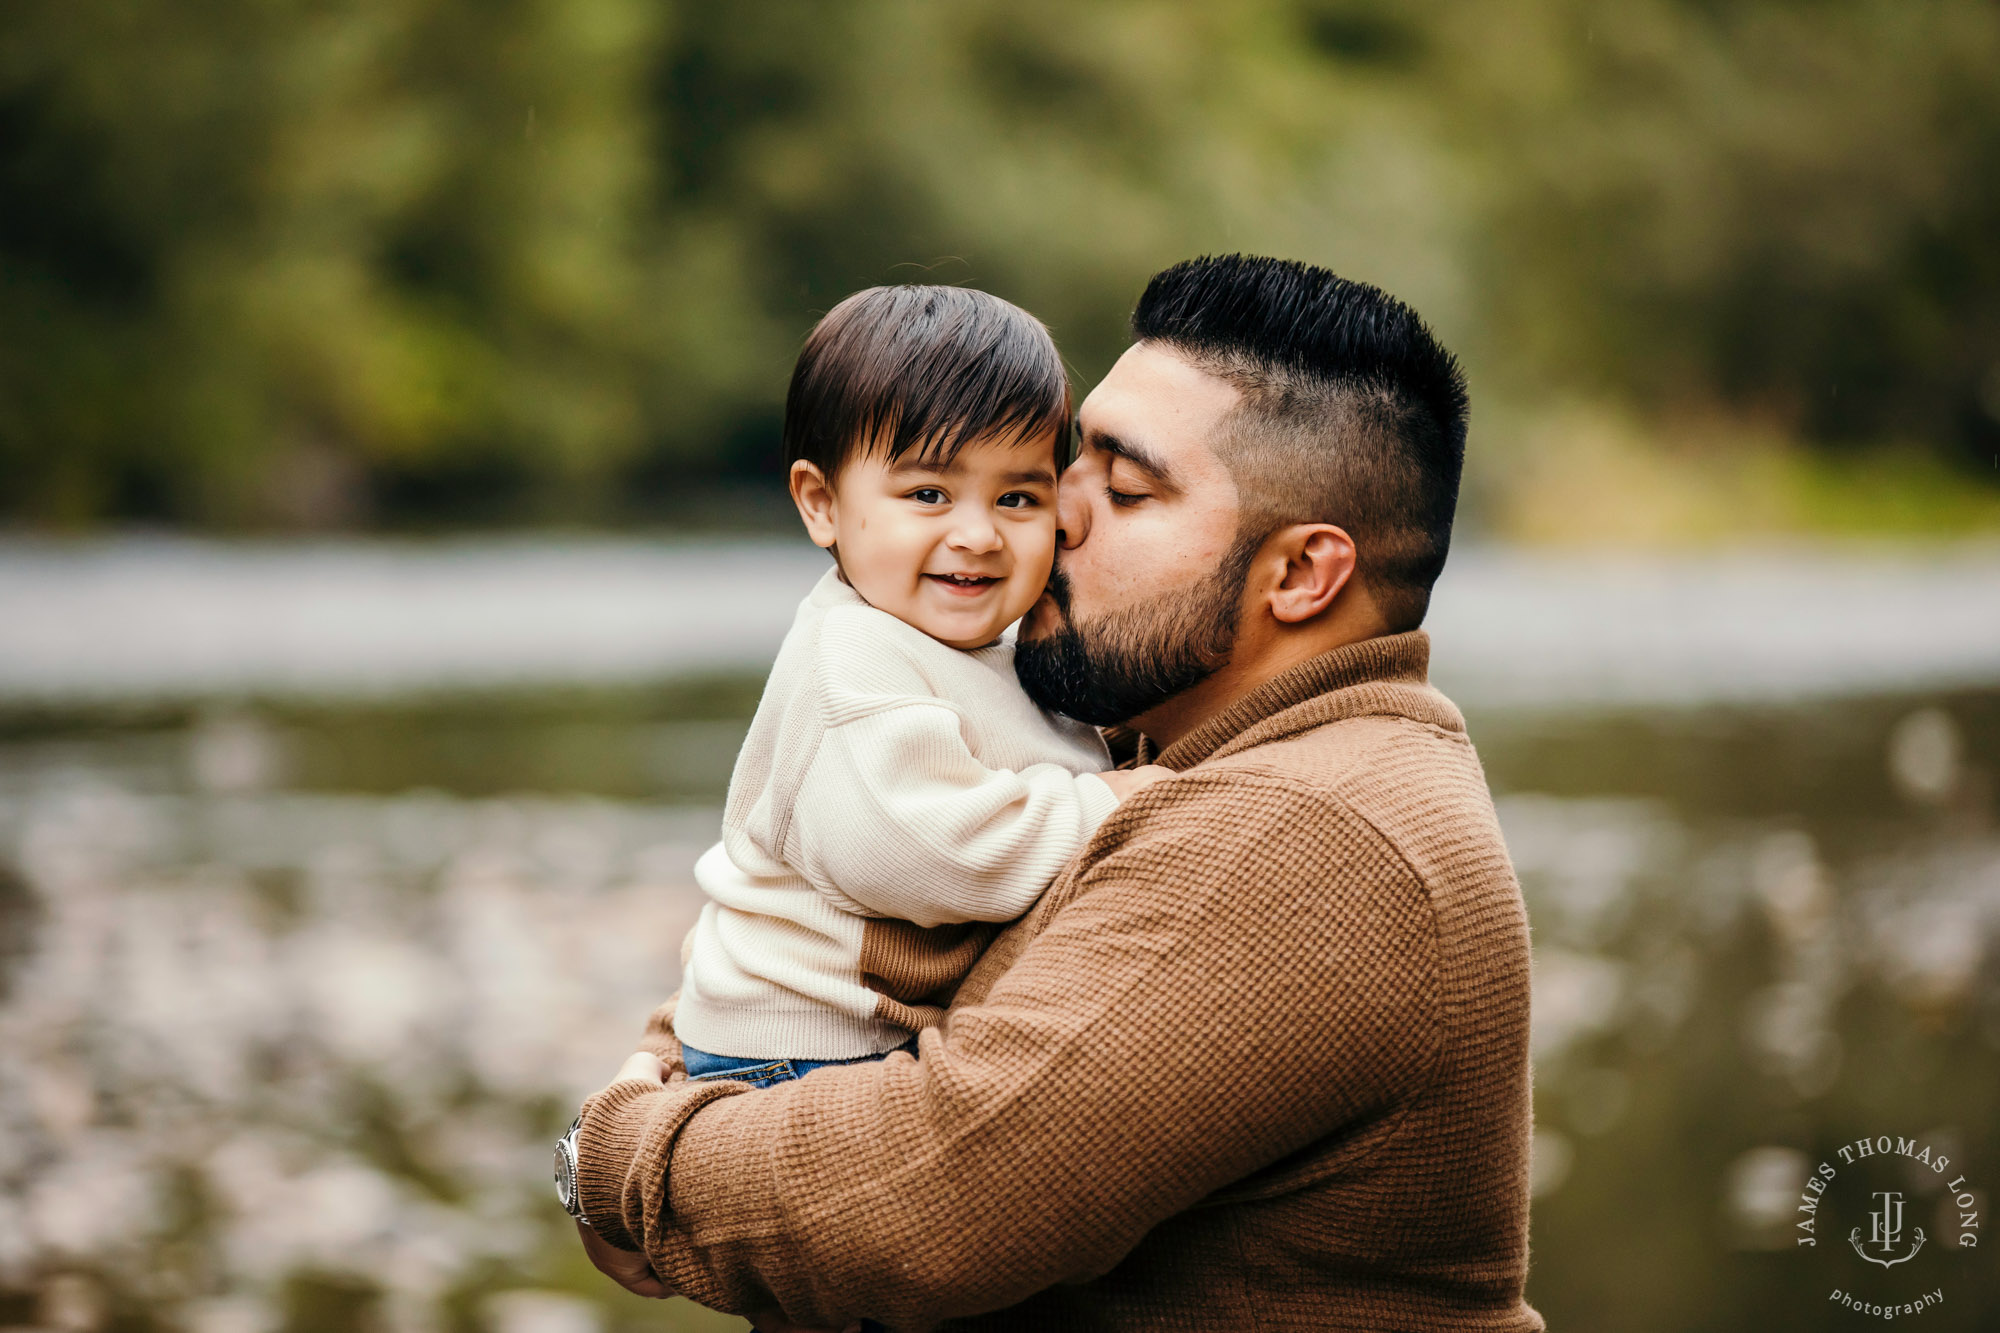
[1888, 707, 1964, 805]
[1723, 1146, 1809, 1249]
[486, 1290, 602, 1333]
[1530, 1129, 1574, 1200]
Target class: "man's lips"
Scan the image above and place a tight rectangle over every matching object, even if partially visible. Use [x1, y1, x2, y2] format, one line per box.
[923, 572, 1003, 597]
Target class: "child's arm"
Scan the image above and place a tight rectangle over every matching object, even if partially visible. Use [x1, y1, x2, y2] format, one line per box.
[790, 702, 1166, 928]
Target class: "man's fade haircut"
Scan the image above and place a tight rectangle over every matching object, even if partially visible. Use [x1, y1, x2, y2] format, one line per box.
[1131, 255, 1469, 632]
[785, 285, 1071, 482]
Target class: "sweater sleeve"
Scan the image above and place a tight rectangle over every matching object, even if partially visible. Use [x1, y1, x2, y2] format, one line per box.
[573, 772, 1444, 1329]
[789, 701, 1120, 926]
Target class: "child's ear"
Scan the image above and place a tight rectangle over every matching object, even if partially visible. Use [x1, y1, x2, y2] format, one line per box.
[789, 460, 839, 549]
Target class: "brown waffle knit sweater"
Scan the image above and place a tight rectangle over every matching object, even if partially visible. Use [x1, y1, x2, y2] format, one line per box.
[576, 631, 1543, 1332]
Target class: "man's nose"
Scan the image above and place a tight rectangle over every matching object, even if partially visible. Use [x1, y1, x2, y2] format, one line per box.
[1055, 476, 1089, 551]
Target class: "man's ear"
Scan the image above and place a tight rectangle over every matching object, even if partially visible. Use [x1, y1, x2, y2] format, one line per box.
[1266, 524, 1358, 624]
[790, 460, 839, 549]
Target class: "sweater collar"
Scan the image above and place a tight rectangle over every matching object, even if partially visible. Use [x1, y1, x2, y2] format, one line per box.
[1147, 630, 1461, 772]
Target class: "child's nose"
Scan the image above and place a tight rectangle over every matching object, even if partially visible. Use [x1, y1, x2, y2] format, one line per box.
[947, 513, 1002, 552]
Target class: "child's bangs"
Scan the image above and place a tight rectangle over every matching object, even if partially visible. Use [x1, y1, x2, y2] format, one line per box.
[873, 366, 1071, 473]
[787, 285, 1071, 479]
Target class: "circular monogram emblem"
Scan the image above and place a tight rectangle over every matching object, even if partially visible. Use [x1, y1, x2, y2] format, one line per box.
[1794, 1133, 1982, 1320]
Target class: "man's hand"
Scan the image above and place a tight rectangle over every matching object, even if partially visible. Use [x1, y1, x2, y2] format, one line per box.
[576, 1219, 672, 1299]
[574, 1052, 672, 1297]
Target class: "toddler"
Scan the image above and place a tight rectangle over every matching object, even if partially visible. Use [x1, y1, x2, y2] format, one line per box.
[669, 285, 1169, 1087]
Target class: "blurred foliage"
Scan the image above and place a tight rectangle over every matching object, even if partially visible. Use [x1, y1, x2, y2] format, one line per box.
[1, 0, 1997, 530]
[1461, 0, 2000, 463]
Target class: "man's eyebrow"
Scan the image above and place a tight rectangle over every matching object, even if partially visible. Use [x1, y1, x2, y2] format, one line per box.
[1089, 432, 1176, 486]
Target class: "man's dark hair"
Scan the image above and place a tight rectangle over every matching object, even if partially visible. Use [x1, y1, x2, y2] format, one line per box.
[785, 285, 1070, 480]
[1131, 255, 1469, 632]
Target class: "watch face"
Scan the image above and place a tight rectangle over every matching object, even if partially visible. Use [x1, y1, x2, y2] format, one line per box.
[555, 1139, 578, 1213]
[554, 1115, 583, 1216]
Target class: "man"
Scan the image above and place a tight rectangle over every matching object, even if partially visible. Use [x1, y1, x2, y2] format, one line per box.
[566, 255, 1542, 1331]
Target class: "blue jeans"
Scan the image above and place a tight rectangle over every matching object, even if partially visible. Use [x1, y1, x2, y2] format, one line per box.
[681, 1039, 916, 1333]
[682, 1037, 918, 1087]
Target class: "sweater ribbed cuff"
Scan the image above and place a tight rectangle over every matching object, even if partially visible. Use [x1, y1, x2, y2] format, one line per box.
[575, 1076, 747, 1253]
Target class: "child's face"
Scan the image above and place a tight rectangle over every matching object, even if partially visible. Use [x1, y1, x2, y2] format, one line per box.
[791, 431, 1061, 650]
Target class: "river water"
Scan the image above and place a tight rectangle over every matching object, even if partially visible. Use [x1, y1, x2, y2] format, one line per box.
[0, 538, 1996, 1332]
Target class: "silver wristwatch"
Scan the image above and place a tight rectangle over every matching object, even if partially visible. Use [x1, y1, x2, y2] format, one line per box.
[554, 1114, 589, 1226]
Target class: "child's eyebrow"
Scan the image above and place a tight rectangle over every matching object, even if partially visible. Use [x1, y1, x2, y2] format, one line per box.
[887, 457, 1056, 486]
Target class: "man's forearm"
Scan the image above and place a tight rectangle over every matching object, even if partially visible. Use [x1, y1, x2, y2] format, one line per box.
[575, 1076, 747, 1256]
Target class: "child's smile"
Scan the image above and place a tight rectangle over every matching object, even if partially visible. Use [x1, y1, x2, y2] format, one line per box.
[925, 570, 1003, 595]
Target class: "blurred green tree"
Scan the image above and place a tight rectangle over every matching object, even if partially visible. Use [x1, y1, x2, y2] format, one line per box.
[0, 0, 1995, 529]
[1454, 0, 2000, 468]
[0, 0, 785, 525]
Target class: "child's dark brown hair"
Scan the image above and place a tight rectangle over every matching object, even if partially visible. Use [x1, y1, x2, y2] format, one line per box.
[784, 285, 1071, 480]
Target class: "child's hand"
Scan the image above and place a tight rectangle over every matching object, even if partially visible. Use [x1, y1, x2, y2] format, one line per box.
[1096, 764, 1175, 800]
[614, 1051, 668, 1085]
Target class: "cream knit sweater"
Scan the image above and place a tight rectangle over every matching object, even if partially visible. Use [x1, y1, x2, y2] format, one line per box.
[673, 566, 1117, 1061]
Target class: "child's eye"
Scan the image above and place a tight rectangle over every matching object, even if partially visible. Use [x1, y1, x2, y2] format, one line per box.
[909, 488, 946, 505]
[1106, 487, 1147, 507]
[996, 492, 1039, 509]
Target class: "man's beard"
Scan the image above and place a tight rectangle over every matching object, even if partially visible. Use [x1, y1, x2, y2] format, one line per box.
[1014, 533, 1261, 727]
